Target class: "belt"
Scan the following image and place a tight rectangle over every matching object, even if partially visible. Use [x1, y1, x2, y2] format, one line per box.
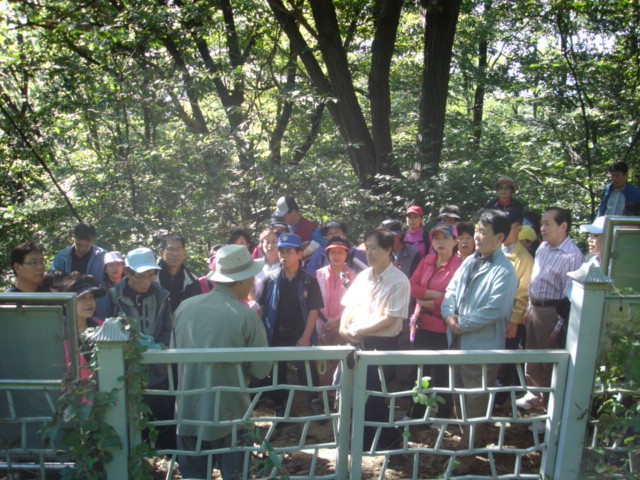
[530, 298, 561, 307]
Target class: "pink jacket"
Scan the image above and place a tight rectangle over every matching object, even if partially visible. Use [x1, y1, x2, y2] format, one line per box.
[409, 253, 462, 332]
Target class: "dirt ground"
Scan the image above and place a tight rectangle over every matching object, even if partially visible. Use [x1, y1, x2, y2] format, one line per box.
[154, 366, 544, 480]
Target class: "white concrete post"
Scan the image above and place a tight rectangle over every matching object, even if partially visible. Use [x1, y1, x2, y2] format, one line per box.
[89, 317, 130, 480]
[552, 263, 610, 479]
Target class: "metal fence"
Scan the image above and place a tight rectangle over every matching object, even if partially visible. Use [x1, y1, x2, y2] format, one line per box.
[3, 251, 638, 479]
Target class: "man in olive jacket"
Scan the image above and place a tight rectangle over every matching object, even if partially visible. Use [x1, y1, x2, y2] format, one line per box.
[172, 245, 271, 480]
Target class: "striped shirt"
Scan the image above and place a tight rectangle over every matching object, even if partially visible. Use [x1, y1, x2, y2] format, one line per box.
[529, 236, 583, 301]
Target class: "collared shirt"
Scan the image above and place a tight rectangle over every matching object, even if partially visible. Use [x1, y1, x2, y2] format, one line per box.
[441, 248, 517, 350]
[605, 188, 625, 215]
[503, 241, 534, 324]
[529, 236, 583, 301]
[341, 261, 410, 337]
[172, 284, 271, 441]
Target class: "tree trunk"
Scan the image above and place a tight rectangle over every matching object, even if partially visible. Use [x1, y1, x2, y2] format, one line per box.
[415, 0, 462, 178]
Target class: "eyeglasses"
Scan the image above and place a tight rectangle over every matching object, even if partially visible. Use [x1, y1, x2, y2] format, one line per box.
[22, 260, 47, 267]
[131, 271, 157, 281]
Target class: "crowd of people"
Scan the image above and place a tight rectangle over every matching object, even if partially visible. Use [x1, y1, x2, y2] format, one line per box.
[4, 162, 640, 478]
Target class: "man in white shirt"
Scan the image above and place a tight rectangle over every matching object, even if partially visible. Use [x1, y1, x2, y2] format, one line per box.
[340, 228, 410, 449]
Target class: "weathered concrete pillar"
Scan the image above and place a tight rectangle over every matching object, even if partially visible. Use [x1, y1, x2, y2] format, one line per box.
[89, 317, 130, 480]
[553, 263, 610, 479]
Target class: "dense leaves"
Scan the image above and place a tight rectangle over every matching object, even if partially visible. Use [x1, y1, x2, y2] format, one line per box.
[1, 0, 639, 285]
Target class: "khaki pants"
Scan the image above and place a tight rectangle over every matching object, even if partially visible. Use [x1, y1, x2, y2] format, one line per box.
[525, 304, 558, 388]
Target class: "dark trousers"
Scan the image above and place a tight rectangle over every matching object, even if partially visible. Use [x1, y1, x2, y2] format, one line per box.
[496, 324, 527, 403]
[360, 335, 401, 449]
[410, 329, 452, 419]
[270, 329, 319, 407]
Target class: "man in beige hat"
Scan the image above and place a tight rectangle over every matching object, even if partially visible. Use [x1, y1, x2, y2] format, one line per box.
[172, 244, 272, 480]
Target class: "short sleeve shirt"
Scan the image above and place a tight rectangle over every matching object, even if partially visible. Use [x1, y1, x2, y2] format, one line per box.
[341, 262, 410, 337]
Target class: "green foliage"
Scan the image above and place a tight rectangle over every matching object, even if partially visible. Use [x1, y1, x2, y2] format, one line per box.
[411, 376, 446, 412]
[39, 319, 157, 480]
[39, 352, 121, 479]
[583, 288, 640, 477]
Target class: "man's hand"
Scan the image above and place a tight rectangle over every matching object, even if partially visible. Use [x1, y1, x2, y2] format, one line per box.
[339, 326, 361, 345]
[505, 322, 518, 339]
[444, 314, 463, 335]
[296, 334, 311, 347]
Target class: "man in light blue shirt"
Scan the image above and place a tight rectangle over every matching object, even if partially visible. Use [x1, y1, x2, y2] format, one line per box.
[442, 209, 516, 473]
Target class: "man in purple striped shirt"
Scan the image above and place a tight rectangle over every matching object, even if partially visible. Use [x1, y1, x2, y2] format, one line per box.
[516, 207, 583, 410]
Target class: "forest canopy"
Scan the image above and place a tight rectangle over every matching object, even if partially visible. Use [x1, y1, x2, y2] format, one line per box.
[1, 0, 639, 282]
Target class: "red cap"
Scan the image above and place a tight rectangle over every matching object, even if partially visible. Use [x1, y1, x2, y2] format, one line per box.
[406, 205, 424, 217]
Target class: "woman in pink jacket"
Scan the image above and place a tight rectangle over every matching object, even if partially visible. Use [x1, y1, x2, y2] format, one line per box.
[408, 222, 463, 420]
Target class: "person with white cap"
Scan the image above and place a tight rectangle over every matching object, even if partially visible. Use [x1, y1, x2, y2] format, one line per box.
[105, 247, 175, 447]
[172, 244, 271, 480]
[485, 175, 525, 213]
[273, 195, 325, 257]
[580, 216, 606, 267]
[102, 251, 125, 288]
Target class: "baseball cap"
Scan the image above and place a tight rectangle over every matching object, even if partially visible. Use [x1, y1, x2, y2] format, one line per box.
[379, 219, 404, 235]
[277, 233, 302, 249]
[104, 251, 124, 265]
[495, 175, 517, 191]
[125, 247, 161, 273]
[580, 216, 606, 234]
[406, 205, 424, 217]
[429, 222, 458, 241]
[273, 196, 299, 217]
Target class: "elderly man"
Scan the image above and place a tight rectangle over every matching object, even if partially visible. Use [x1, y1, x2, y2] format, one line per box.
[340, 228, 410, 449]
[304, 220, 367, 276]
[597, 161, 640, 216]
[106, 247, 174, 447]
[516, 207, 583, 410]
[156, 233, 198, 313]
[441, 209, 517, 473]
[172, 245, 271, 480]
[52, 222, 106, 280]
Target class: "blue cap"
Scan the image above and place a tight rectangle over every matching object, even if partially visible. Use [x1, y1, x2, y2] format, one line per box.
[277, 233, 302, 249]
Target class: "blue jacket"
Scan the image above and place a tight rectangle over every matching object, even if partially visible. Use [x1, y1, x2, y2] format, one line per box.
[52, 244, 107, 281]
[442, 249, 517, 350]
[597, 182, 640, 216]
[259, 267, 317, 345]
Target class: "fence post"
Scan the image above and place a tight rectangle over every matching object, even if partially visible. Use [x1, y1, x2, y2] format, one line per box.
[552, 263, 610, 480]
[89, 317, 131, 480]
